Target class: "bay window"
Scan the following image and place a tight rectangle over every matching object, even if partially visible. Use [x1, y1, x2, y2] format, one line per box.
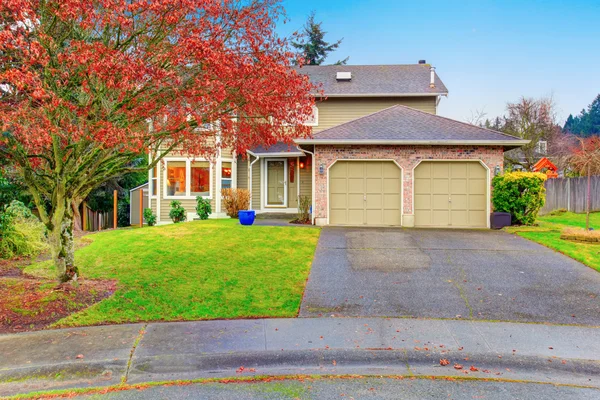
[164, 158, 212, 198]
[191, 161, 211, 197]
[221, 162, 232, 190]
[166, 161, 186, 196]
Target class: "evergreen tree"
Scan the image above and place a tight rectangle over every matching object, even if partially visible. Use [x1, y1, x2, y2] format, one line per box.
[563, 94, 600, 137]
[292, 11, 348, 65]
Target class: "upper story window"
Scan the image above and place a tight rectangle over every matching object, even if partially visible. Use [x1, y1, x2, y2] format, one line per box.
[536, 141, 547, 155]
[281, 105, 318, 127]
[303, 105, 319, 127]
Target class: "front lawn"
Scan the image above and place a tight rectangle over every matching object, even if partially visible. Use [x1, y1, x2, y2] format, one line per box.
[23, 220, 320, 327]
[506, 211, 600, 272]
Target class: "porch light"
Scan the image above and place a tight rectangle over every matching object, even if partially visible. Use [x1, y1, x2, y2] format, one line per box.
[319, 163, 325, 175]
[494, 165, 501, 176]
[299, 161, 305, 169]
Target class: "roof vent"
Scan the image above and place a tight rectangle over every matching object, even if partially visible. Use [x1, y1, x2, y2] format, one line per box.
[336, 71, 352, 81]
[429, 66, 436, 88]
[418, 60, 427, 64]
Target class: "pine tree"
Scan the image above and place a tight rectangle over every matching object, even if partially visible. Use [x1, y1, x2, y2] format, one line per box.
[292, 11, 348, 65]
[563, 94, 600, 137]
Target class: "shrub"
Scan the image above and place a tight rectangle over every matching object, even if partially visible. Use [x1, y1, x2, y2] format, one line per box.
[296, 195, 311, 224]
[0, 200, 48, 259]
[492, 172, 547, 225]
[195, 197, 212, 220]
[143, 208, 157, 226]
[169, 200, 187, 223]
[221, 188, 251, 218]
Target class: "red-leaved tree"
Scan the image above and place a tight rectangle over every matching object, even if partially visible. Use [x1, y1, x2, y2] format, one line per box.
[0, 0, 317, 282]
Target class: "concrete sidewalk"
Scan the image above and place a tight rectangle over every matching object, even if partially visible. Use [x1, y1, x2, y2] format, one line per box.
[1, 318, 599, 397]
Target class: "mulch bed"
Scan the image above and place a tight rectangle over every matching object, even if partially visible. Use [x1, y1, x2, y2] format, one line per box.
[0, 263, 115, 333]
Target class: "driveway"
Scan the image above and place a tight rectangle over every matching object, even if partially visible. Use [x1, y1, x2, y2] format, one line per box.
[299, 227, 600, 325]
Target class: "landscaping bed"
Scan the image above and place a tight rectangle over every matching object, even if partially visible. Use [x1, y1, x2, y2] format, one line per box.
[505, 211, 600, 272]
[20, 220, 320, 328]
[0, 263, 116, 333]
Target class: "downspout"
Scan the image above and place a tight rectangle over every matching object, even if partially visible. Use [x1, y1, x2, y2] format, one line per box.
[247, 150, 260, 211]
[298, 146, 316, 225]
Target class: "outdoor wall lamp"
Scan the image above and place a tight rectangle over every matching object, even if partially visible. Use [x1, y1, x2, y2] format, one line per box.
[494, 165, 501, 176]
[319, 163, 325, 175]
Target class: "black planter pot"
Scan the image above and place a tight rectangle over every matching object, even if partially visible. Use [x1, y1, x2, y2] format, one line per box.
[490, 212, 511, 229]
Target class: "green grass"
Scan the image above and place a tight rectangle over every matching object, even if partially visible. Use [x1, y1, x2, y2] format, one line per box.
[505, 212, 600, 272]
[24, 220, 320, 327]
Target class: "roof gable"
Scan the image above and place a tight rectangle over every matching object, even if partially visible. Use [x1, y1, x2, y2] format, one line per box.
[295, 105, 528, 148]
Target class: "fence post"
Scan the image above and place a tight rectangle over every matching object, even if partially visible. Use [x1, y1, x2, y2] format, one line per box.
[82, 202, 87, 231]
[113, 190, 118, 229]
[567, 178, 571, 212]
[139, 188, 144, 228]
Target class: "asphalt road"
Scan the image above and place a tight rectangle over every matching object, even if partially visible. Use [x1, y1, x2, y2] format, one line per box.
[300, 227, 600, 324]
[76, 377, 600, 399]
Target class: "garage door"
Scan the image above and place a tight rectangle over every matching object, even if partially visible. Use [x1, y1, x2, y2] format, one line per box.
[414, 161, 487, 228]
[329, 161, 402, 226]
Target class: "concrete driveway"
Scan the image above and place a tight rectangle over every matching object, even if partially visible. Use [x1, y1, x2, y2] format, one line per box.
[299, 227, 600, 325]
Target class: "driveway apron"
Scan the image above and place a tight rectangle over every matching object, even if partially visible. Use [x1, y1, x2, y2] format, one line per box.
[299, 227, 600, 325]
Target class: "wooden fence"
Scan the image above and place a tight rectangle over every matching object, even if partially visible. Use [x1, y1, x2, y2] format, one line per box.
[541, 176, 600, 215]
[81, 204, 115, 231]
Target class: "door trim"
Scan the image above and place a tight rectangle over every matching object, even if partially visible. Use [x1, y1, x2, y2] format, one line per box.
[411, 159, 490, 229]
[326, 159, 404, 226]
[264, 158, 288, 208]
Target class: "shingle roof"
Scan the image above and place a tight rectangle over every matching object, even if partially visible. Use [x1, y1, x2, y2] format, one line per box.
[250, 142, 304, 155]
[295, 64, 448, 96]
[295, 105, 528, 148]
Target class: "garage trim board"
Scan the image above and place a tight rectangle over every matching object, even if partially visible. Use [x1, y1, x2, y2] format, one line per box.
[411, 159, 490, 229]
[327, 159, 404, 226]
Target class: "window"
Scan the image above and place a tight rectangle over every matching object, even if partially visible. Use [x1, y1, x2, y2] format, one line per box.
[303, 105, 318, 127]
[221, 162, 232, 190]
[150, 166, 158, 196]
[536, 141, 547, 155]
[166, 161, 186, 196]
[191, 161, 211, 196]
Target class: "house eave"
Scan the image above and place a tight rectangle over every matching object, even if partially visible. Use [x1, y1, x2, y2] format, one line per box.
[294, 139, 530, 147]
[314, 93, 449, 98]
[246, 151, 305, 157]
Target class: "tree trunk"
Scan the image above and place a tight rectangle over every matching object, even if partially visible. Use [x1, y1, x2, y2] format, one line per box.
[72, 198, 83, 233]
[48, 198, 79, 283]
[586, 165, 591, 231]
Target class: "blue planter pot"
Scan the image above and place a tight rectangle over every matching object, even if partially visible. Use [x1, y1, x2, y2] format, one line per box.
[239, 210, 256, 226]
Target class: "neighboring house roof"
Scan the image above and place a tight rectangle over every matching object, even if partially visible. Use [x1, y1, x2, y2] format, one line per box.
[129, 182, 149, 192]
[295, 64, 448, 97]
[249, 142, 305, 157]
[295, 105, 529, 149]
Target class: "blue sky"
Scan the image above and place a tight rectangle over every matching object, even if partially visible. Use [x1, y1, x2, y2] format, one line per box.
[279, 0, 600, 124]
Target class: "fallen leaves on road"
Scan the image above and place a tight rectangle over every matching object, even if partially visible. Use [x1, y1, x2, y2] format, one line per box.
[440, 359, 450, 366]
[454, 364, 463, 370]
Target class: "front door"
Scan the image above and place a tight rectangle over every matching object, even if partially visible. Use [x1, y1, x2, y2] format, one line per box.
[265, 159, 287, 207]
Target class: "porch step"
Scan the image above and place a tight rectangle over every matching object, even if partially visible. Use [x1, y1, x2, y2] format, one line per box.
[256, 213, 298, 220]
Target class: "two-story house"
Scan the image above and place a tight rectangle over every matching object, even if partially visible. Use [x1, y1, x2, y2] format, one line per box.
[147, 63, 527, 228]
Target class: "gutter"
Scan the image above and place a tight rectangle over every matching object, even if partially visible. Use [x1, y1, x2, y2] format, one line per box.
[247, 150, 260, 211]
[315, 93, 449, 98]
[297, 146, 316, 226]
[294, 139, 531, 146]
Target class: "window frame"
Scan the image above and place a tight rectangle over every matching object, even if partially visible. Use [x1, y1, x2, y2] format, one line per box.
[163, 157, 213, 200]
[220, 160, 234, 191]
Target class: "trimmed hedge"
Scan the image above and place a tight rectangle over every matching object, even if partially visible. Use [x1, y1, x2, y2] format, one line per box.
[492, 172, 547, 225]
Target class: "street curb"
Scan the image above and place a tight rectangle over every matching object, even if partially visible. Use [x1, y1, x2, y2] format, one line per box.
[2, 349, 598, 397]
